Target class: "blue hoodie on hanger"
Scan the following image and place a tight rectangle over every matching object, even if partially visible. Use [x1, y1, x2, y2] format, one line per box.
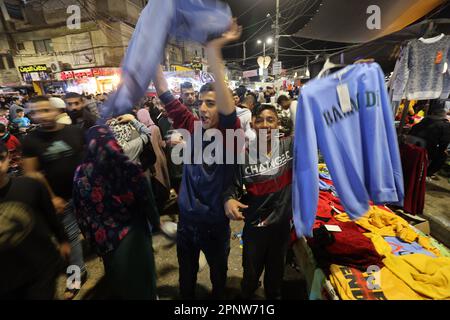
[293, 63, 404, 237]
[102, 0, 231, 120]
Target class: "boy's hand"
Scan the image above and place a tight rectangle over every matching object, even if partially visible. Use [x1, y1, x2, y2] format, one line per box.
[224, 198, 247, 221]
[52, 196, 67, 215]
[207, 19, 242, 49]
[59, 242, 71, 261]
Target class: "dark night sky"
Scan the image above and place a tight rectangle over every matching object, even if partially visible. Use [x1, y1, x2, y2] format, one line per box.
[221, 0, 450, 72]
[222, 0, 344, 71]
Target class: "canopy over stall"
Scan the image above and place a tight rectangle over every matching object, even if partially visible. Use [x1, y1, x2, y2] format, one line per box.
[294, 0, 445, 44]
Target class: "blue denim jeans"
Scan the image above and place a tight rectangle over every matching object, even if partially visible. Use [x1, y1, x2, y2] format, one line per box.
[60, 200, 87, 276]
[177, 221, 230, 299]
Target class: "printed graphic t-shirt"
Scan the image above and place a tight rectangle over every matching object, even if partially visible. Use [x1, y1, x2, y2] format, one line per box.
[22, 125, 85, 200]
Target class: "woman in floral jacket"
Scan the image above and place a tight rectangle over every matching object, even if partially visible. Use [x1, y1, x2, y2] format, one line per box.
[73, 125, 158, 299]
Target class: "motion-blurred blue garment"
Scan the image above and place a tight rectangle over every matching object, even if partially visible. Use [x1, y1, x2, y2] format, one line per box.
[102, 0, 231, 120]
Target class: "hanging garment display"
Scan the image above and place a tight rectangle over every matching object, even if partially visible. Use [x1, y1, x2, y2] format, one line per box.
[102, 0, 231, 119]
[391, 34, 450, 101]
[399, 143, 428, 215]
[293, 63, 404, 237]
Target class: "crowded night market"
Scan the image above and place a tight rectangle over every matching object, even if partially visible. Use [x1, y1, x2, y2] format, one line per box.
[0, 0, 450, 310]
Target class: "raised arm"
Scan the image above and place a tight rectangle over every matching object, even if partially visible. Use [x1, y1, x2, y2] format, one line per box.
[205, 20, 242, 116]
[153, 65, 196, 132]
[154, 65, 170, 97]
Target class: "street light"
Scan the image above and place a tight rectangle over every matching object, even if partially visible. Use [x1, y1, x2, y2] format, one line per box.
[257, 38, 272, 57]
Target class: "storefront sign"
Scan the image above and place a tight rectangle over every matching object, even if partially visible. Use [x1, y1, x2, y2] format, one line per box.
[191, 62, 203, 71]
[60, 68, 120, 81]
[18, 64, 48, 73]
[18, 64, 50, 82]
[243, 69, 258, 78]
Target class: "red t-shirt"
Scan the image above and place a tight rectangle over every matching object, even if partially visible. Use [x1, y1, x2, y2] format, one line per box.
[4, 134, 21, 152]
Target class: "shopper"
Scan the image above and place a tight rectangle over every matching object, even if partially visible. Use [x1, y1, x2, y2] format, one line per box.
[224, 104, 293, 300]
[0, 123, 21, 152]
[180, 82, 199, 118]
[108, 113, 152, 164]
[276, 95, 293, 137]
[0, 106, 9, 125]
[137, 109, 171, 214]
[0, 142, 70, 299]
[12, 107, 31, 132]
[73, 126, 157, 299]
[64, 92, 97, 134]
[153, 21, 242, 299]
[21, 96, 87, 300]
[49, 97, 72, 125]
[8, 96, 22, 121]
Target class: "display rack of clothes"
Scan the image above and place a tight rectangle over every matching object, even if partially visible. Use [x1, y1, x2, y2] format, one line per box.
[293, 62, 404, 238]
[291, 167, 450, 300]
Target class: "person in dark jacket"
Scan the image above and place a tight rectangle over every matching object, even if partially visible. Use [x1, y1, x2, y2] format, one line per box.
[64, 92, 98, 134]
[409, 101, 450, 177]
[0, 142, 71, 299]
[224, 104, 293, 299]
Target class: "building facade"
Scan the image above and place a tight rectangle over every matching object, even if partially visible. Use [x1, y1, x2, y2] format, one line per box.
[0, 0, 206, 95]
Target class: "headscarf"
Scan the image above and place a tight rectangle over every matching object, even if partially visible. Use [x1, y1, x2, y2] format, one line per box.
[108, 119, 133, 147]
[137, 109, 156, 129]
[137, 109, 171, 190]
[73, 125, 153, 256]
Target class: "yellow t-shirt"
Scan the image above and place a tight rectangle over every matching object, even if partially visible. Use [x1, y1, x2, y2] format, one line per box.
[383, 254, 450, 300]
[329, 264, 424, 300]
[335, 206, 440, 257]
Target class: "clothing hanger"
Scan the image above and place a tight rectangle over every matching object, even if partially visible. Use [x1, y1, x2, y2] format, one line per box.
[420, 21, 443, 40]
[317, 55, 346, 79]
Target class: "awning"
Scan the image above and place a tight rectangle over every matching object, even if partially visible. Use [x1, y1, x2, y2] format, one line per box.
[294, 0, 445, 43]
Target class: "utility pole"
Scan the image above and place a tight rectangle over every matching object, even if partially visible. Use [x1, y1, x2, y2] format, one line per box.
[243, 41, 246, 65]
[274, 0, 280, 62]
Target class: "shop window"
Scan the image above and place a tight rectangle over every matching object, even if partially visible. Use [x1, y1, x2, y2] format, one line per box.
[17, 42, 25, 51]
[34, 39, 54, 53]
[6, 55, 15, 69]
[45, 39, 54, 53]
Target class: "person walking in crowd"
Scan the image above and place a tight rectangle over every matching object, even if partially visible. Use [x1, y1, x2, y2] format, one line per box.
[180, 82, 199, 118]
[108, 113, 161, 230]
[0, 106, 9, 126]
[0, 142, 71, 299]
[49, 97, 72, 125]
[243, 93, 257, 112]
[0, 123, 21, 153]
[153, 20, 243, 299]
[137, 109, 171, 216]
[108, 113, 153, 164]
[233, 92, 241, 107]
[84, 94, 101, 119]
[12, 108, 31, 132]
[264, 86, 275, 103]
[224, 104, 293, 300]
[276, 95, 293, 137]
[234, 91, 255, 141]
[21, 96, 88, 300]
[8, 96, 22, 122]
[73, 126, 157, 299]
[64, 92, 97, 134]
